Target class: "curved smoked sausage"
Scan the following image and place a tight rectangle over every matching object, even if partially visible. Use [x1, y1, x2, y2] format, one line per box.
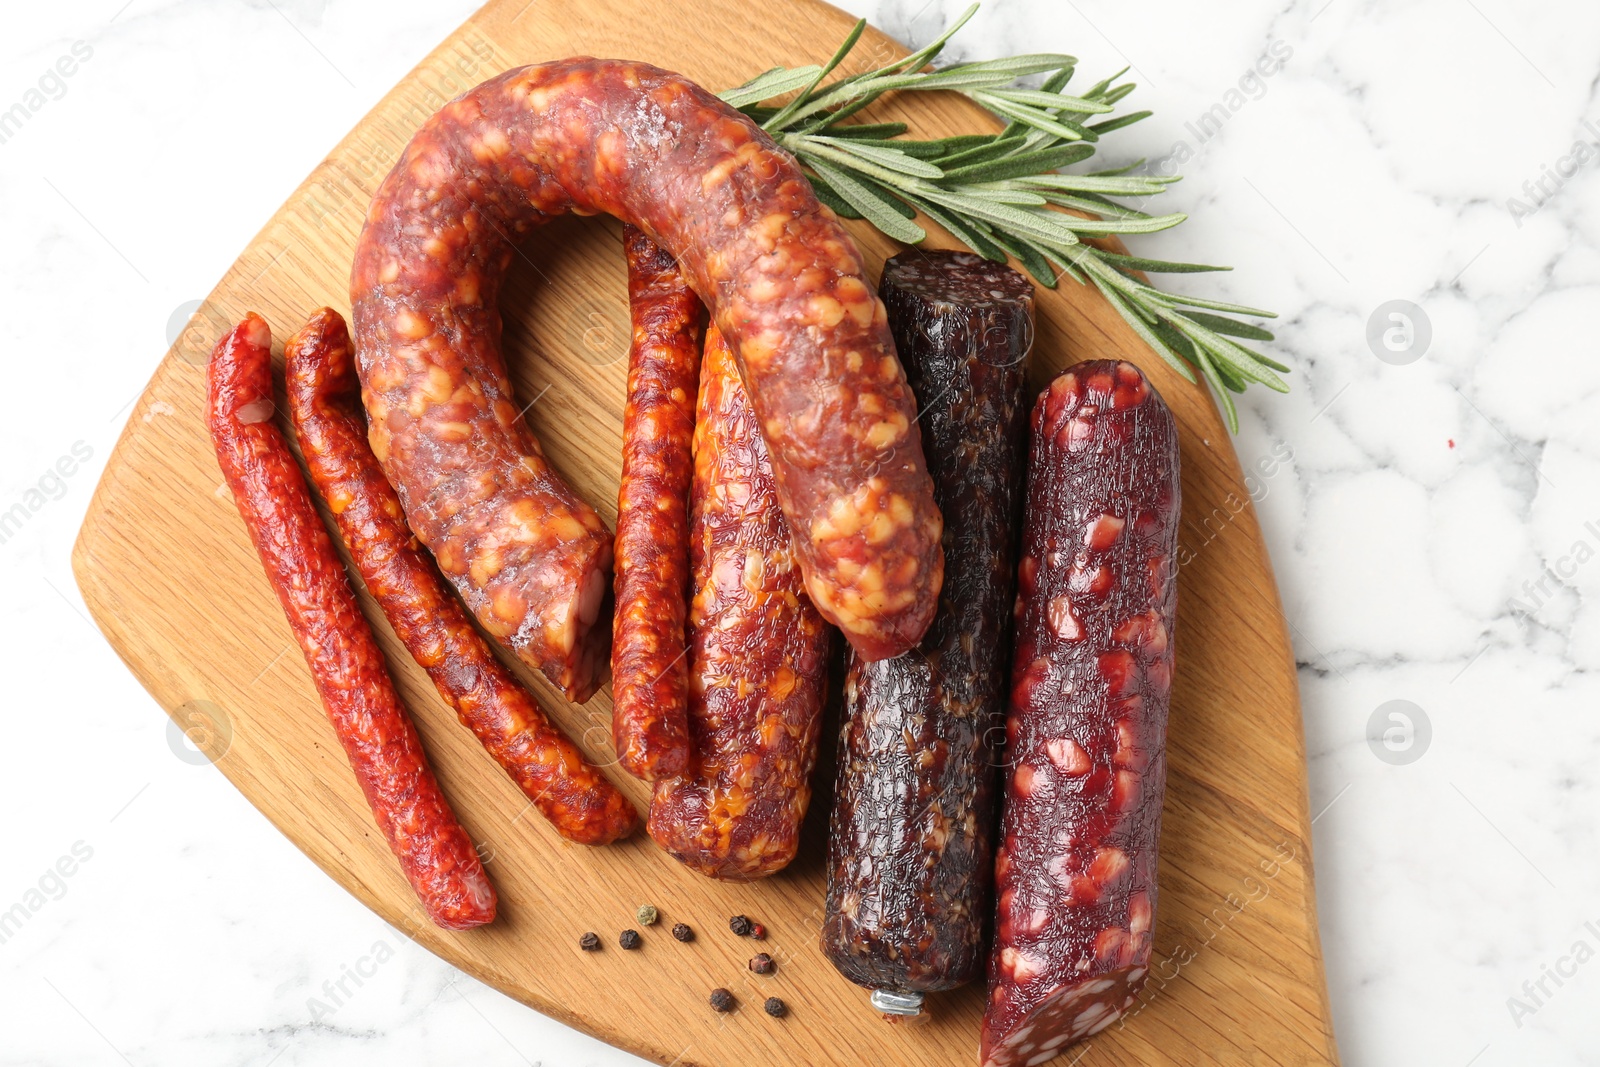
[350, 59, 942, 688]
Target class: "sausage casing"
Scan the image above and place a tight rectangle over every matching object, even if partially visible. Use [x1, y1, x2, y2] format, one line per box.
[646, 327, 830, 880]
[981, 361, 1180, 1065]
[823, 252, 1033, 997]
[285, 308, 637, 846]
[350, 59, 942, 682]
[611, 226, 704, 782]
[207, 313, 496, 929]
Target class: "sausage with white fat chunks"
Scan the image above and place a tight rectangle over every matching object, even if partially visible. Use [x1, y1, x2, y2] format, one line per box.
[982, 360, 1180, 1065]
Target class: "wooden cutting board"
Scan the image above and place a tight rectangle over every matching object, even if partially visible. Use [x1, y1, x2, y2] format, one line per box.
[71, 0, 1338, 1063]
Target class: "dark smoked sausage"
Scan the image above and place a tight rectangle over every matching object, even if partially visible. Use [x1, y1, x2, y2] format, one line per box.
[284, 308, 637, 847]
[982, 360, 1180, 1065]
[350, 59, 943, 684]
[822, 252, 1033, 1006]
[611, 226, 704, 782]
[646, 327, 831, 880]
[207, 313, 496, 929]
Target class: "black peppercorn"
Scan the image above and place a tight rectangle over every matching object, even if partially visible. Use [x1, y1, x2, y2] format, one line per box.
[619, 929, 642, 950]
[749, 952, 775, 975]
[671, 922, 695, 942]
[728, 914, 753, 937]
[764, 996, 787, 1018]
[709, 988, 734, 1012]
[579, 932, 600, 952]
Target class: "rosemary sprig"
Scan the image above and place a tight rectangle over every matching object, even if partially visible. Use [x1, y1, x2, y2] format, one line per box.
[718, 3, 1282, 432]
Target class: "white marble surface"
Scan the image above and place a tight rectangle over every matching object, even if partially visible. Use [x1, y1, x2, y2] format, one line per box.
[3, 0, 1596, 1064]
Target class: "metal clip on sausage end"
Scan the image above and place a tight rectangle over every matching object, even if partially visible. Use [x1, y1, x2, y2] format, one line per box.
[870, 989, 925, 1017]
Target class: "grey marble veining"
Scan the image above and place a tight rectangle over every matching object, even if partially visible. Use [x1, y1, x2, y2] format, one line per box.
[2, 1, 1595, 1064]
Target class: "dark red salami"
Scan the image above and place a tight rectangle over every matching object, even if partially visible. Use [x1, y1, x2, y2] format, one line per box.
[350, 59, 943, 687]
[822, 252, 1033, 1006]
[611, 226, 704, 782]
[982, 360, 1180, 1064]
[207, 313, 496, 929]
[646, 327, 831, 880]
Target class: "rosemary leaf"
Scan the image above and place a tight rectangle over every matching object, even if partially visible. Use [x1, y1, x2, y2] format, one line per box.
[804, 156, 927, 243]
[1019, 174, 1177, 196]
[1179, 310, 1276, 344]
[761, 21, 865, 130]
[981, 88, 1115, 114]
[1037, 192, 1153, 220]
[1099, 282, 1198, 383]
[1147, 289, 1278, 318]
[1086, 159, 1149, 177]
[1055, 212, 1188, 236]
[807, 174, 866, 219]
[821, 121, 911, 138]
[971, 93, 1098, 141]
[940, 143, 1096, 182]
[937, 53, 1078, 77]
[982, 228, 1062, 289]
[720, 65, 824, 108]
[1086, 110, 1153, 136]
[935, 133, 1033, 170]
[806, 136, 946, 178]
[1094, 249, 1232, 274]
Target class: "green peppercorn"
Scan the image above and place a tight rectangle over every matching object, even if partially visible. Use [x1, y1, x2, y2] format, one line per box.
[636, 905, 659, 926]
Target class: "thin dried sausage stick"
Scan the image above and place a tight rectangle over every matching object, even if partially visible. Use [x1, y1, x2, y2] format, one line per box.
[207, 313, 495, 929]
[646, 327, 830, 880]
[982, 361, 1180, 1065]
[285, 308, 637, 846]
[823, 252, 1033, 1005]
[350, 58, 943, 677]
[611, 226, 704, 782]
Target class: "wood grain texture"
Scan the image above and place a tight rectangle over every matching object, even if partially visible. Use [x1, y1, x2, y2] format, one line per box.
[70, 0, 1338, 1063]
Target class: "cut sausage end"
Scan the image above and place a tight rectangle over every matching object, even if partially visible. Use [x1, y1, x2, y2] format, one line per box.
[980, 965, 1149, 1067]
